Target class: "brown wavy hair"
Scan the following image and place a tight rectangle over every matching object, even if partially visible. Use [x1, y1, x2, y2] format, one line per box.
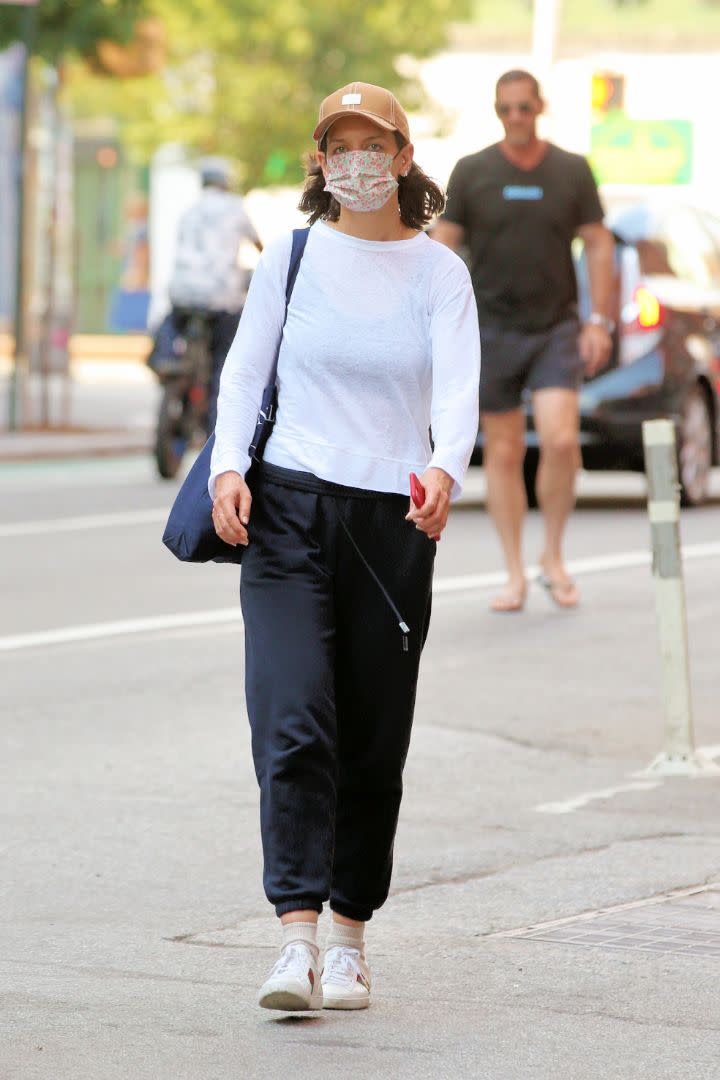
[298, 131, 445, 230]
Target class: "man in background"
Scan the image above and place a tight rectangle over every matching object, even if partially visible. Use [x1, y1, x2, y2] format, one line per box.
[434, 70, 615, 611]
[168, 158, 262, 430]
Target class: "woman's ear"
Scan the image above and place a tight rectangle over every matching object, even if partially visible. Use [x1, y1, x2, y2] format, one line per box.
[399, 142, 414, 177]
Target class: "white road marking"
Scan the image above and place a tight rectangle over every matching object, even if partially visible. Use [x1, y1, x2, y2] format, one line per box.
[433, 541, 720, 595]
[535, 781, 661, 814]
[0, 610, 242, 651]
[0, 509, 168, 538]
[1, 541, 719, 654]
[434, 570, 507, 593]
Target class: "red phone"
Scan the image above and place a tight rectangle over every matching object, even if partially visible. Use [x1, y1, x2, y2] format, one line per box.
[409, 472, 425, 509]
[409, 472, 440, 541]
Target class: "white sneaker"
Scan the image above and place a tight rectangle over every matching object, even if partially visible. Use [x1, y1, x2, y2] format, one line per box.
[258, 943, 323, 1011]
[321, 945, 371, 1010]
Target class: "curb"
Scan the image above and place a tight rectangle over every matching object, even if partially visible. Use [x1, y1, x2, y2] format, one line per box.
[0, 437, 489, 507]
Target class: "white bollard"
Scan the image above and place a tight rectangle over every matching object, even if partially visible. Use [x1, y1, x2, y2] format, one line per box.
[638, 419, 719, 777]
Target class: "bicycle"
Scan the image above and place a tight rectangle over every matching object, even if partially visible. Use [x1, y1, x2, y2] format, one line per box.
[152, 309, 214, 480]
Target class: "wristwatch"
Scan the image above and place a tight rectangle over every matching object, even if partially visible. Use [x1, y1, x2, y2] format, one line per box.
[586, 312, 616, 335]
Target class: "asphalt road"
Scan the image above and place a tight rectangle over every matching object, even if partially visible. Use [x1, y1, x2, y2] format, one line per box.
[2, 457, 720, 1080]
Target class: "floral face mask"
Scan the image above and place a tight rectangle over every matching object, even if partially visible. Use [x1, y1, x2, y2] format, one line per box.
[323, 150, 400, 213]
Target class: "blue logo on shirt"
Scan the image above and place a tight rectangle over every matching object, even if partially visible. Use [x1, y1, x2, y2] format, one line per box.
[503, 185, 544, 201]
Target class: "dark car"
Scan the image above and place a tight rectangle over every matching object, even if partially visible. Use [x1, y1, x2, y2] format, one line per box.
[471, 202, 720, 506]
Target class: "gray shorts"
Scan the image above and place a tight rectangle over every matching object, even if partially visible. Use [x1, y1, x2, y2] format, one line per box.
[479, 318, 583, 414]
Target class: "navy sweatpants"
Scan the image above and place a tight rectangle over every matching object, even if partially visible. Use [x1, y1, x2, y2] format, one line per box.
[240, 462, 435, 922]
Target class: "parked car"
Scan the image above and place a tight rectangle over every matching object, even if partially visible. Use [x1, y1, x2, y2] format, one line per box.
[471, 201, 720, 506]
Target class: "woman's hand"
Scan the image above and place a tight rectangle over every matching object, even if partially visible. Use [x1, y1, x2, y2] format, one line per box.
[405, 467, 454, 539]
[213, 471, 252, 547]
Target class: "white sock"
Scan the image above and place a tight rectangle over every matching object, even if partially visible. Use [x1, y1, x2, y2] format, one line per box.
[325, 920, 365, 955]
[281, 920, 319, 958]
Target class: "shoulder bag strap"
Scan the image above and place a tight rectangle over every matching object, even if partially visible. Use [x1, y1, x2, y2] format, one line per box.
[267, 226, 309, 386]
[251, 228, 309, 439]
[285, 227, 310, 306]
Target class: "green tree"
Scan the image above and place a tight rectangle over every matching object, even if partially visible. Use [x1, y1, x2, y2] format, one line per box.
[62, 0, 472, 188]
[0, 0, 147, 60]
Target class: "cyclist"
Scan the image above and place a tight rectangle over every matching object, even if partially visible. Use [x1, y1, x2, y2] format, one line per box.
[168, 158, 262, 431]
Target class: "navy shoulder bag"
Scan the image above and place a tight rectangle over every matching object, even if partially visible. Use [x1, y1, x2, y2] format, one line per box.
[162, 227, 309, 564]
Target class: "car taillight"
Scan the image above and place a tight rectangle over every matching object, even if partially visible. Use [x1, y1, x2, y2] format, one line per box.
[634, 286, 663, 328]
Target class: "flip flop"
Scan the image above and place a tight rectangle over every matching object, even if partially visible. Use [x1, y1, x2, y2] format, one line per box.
[538, 574, 579, 609]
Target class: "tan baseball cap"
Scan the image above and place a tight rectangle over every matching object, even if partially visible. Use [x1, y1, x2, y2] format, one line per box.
[313, 82, 410, 144]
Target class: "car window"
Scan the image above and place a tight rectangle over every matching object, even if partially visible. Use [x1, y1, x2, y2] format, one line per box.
[657, 209, 720, 287]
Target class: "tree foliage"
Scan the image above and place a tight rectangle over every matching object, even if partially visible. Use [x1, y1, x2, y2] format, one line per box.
[62, 0, 472, 188]
[0, 0, 146, 61]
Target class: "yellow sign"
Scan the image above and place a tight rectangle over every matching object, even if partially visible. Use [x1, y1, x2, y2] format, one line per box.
[591, 116, 693, 185]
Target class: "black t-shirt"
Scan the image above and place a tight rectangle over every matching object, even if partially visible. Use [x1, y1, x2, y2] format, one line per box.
[442, 143, 604, 332]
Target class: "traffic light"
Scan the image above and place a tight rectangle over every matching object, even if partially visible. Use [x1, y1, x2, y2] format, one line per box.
[592, 72, 625, 114]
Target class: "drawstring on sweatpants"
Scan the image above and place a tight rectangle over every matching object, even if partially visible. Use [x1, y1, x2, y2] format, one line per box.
[335, 509, 410, 653]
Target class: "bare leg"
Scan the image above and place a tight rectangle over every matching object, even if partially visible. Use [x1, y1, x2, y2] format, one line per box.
[281, 911, 363, 929]
[332, 913, 364, 928]
[482, 409, 528, 611]
[281, 910, 319, 925]
[533, 388, 581, 607]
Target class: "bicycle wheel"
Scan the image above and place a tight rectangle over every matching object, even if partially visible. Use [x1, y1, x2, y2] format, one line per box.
[155, 382, 191, 479]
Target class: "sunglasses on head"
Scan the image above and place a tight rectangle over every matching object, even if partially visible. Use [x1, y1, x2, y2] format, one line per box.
[496, 102, 534, 116]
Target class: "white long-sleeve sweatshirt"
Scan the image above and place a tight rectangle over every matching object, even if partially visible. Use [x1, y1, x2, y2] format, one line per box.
[210, 221, 480, 499]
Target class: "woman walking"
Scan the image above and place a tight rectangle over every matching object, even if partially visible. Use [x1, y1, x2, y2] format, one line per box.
[210, 82, 480, 1011]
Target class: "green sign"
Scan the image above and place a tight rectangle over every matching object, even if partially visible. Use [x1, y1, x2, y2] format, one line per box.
[590, 116, 693, 185]
[263, 150, 290, 184]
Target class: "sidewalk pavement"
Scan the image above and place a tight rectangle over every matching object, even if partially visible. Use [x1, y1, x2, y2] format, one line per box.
[0, 356, 157, 462]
